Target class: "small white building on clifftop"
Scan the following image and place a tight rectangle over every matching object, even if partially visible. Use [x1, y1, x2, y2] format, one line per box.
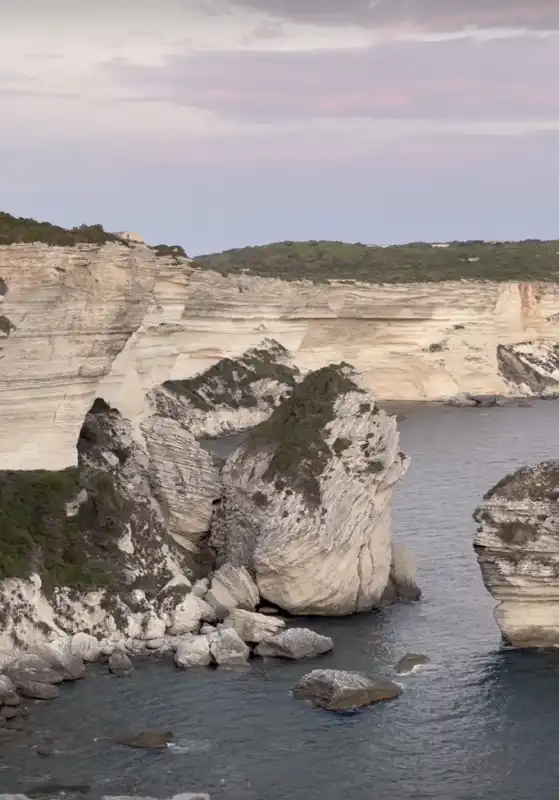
[114, 231, 144, 244]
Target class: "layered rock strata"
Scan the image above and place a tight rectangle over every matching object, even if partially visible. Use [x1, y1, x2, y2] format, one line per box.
[210, 364, 417, 615]
[474, 460, 559, 646]
[2, 237, 559, 471]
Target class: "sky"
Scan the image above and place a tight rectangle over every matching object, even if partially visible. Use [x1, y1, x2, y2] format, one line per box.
[2, 0, 559, 254]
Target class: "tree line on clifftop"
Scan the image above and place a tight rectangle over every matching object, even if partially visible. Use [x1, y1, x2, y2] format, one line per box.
[193, 239, 559, 283]
[2, 211, 559, 283]
[0, 212, 186, 257]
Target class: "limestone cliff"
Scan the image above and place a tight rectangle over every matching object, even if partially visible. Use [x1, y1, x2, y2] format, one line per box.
[474, 461, 559, 647]
[0, 242, 160, 471]
[2, 238, 559, 472]
[210, 364, 415, 615]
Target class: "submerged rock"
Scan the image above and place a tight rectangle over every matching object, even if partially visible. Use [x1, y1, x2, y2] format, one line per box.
[112, 730, 174, 749]
[394, 653, 430, 674]
[474, 460, 559, 647]
[210, 364, 411, 616]
[255, 628, 333, 660]
[293, 669, 402, 711]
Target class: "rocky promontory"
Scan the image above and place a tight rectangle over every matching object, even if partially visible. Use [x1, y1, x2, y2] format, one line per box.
[210, 363, 416, 615]
[474, 460, 559, 646]
[0, 333, 419, 726]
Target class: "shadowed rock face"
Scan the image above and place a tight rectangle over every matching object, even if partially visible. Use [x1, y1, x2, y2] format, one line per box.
[474, 460, 559, 647]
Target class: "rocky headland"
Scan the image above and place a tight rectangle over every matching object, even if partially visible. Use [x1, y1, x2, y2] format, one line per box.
[0, 299, 418, 736]
[474, 461, 559, 647]
[1, 214, 559, 736]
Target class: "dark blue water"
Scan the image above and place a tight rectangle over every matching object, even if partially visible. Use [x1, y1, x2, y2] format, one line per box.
[2, 402, 559, 800]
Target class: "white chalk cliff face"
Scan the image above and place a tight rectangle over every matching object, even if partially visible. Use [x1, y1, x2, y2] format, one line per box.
[474, 461, 559, 647]
[210, 365, 415, 615]
[2, 240, 559, 472]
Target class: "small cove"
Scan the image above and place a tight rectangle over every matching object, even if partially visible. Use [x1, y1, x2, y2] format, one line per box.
[2, 401, 559, 799]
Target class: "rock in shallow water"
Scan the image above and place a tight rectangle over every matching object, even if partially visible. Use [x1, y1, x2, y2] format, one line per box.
[394, 653, 430, 674]
[112, 730, 174, 749]
[222, 608, 285, 643]
[108, 652, 133, 676]
[71, 632, 102, 663]
[474, 459, 559, 647]
[293, 669, 402, 711]
[209, 628, 250, 666]
[255, 628, 333, 660]
[174, 636, 212, 668]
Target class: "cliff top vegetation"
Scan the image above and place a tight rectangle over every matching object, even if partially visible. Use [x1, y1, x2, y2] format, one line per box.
[194, 239, 559, 284]
[0, 211, 120, 247]
[165, 341, 299, 410]
[0, 212, 187, 257]
[247, 363, 362, 506]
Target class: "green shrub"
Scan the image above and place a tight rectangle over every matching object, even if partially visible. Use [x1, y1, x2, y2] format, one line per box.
[0, 467, 129, 591]
[247, 365, 361, 506]
[165, 343, 298, 410]
[0, 212, 119, 247]
[193, 239, 559, 284]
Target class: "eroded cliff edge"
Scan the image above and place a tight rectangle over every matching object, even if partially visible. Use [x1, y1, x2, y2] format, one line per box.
[474, 461, 559, 647]
[2, 240, 559, 473]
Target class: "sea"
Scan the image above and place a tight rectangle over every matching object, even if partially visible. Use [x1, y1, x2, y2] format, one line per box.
[1, 401, 559, 800]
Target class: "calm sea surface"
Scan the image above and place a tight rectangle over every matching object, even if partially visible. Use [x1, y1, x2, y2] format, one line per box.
[2, 402, 559, 800]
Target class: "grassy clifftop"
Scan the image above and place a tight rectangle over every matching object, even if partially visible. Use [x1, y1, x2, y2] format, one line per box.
[194, 239, 559, 284]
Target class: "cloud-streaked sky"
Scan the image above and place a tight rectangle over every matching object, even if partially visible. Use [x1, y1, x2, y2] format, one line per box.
[2, 1, 559, 253]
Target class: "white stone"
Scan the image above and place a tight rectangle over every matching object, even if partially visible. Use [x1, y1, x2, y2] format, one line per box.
[174, 635, 212, 668]
[205, 564, 260, 617]
[222, 609, 285, 643]
[70, 632, 102, 662]
[168, 595, 216, 636]
[209, 628, 250, 666]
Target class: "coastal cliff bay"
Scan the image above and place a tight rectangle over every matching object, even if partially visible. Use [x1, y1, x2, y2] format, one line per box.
[1, 209, 559, 703]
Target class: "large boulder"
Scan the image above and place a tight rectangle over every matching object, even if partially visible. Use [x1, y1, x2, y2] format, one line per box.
[293, 669, 402, 711]
[209, 628, 250, 666]
[210, 365, 411, 615]
[474, 460, 559, 647]
[205, 564, 259, 619]
[29, 641, 86, 681]
[222, 609, 285, 643]
[71, 632, 102, 663]
[255, 628, 333, 660]
[108, 651, 133, 676]
[174, 635, 212, 668]
[168, 594, 216, 636]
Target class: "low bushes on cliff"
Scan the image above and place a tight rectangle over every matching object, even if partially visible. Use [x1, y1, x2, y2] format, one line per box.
[164, 342, 299, 411]
[246, 364, 362, 506]
[0, 467, 129, 591]
[193, 239, 559, 283]
[0, 211, 119, 247]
